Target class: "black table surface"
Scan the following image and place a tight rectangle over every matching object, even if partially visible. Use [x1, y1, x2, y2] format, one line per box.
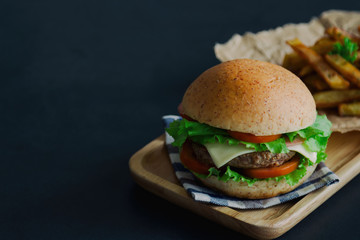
[1, 1, 360, 239]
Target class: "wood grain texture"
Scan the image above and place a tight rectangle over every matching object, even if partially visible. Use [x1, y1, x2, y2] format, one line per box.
[129, 132, 360, 239]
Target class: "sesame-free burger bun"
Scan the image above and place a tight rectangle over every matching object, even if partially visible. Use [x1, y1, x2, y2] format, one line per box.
[181, 59, 316, 136]
[198, 163, 317, 199]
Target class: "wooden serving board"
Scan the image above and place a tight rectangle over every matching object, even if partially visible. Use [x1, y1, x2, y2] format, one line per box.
[129, 132, 360, 239]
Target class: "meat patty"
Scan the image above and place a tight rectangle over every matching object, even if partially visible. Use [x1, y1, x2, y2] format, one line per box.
[191, 142, 296, 169]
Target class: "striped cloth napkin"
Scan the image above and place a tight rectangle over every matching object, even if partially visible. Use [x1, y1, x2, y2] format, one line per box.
[163, 115, 340, 209]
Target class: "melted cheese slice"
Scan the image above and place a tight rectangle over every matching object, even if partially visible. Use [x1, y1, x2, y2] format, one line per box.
[203, 142, 317, 168]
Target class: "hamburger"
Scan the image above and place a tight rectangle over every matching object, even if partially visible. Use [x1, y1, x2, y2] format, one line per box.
[166, 59, 332, 199]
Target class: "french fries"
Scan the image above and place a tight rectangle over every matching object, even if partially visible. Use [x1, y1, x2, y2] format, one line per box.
[286, 38, 350, 89]
[313, 90, 360, 108]
[339, 102, 360, 116]
[298, 65, 314, 77]
[282, 52, 306, 73]
[312, 37, 336, 54]
[325, 54, 360, 88]
[283, 26, 360, 117]
[282, 38, 335, 76]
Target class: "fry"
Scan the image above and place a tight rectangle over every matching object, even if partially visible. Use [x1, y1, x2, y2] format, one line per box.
[299, 38, 335, 76]
[286, 38, 350, 89]
[298, 65, 314, 77]
[302, 74, 329, 91]
[313, 89, 360, 108]
[283, 38, 334, 76]
[312, 37, 336, 54]
[326, 26, 360, 44]
[325, 54, 360, 88]
[339, 102, 360, 116]
[282, 52, 306, 73]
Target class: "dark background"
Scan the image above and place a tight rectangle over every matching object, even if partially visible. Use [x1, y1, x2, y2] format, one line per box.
[1, 0, 360, 239]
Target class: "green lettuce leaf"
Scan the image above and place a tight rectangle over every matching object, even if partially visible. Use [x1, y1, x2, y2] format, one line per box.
[284, 156, 308, 186]
[166, 119, 234, 147]
[166, 119, 288, 153]
[264, 138, 289, 153]
[241, 138, 289, 153]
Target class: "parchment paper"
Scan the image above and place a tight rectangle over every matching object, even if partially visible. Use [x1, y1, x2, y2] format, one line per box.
[214, 10, 360, 133]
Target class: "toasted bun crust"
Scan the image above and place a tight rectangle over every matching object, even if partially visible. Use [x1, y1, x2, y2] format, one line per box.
[197, 164, 317, 199]
[182, 59, 316, 135]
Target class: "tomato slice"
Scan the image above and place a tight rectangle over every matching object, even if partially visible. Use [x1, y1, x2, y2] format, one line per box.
[180, 141, 212, 174]
[241, 156, 300, 179]
[228, 131, 281, 143]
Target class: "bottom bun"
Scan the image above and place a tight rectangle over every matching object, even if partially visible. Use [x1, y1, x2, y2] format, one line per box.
[197, 164, 317, 199]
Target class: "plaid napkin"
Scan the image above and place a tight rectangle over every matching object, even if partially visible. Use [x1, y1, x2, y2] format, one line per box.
[163, 115, 339, 209]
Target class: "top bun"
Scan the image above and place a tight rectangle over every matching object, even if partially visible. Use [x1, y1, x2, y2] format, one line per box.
[181, 59, 316, 135]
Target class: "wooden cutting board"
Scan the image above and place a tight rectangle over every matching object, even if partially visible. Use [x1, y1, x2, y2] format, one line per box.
[129, 132, 360, 239]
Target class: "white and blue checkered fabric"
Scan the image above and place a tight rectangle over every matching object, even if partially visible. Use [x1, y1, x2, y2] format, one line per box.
[163, 115, 340, 209]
